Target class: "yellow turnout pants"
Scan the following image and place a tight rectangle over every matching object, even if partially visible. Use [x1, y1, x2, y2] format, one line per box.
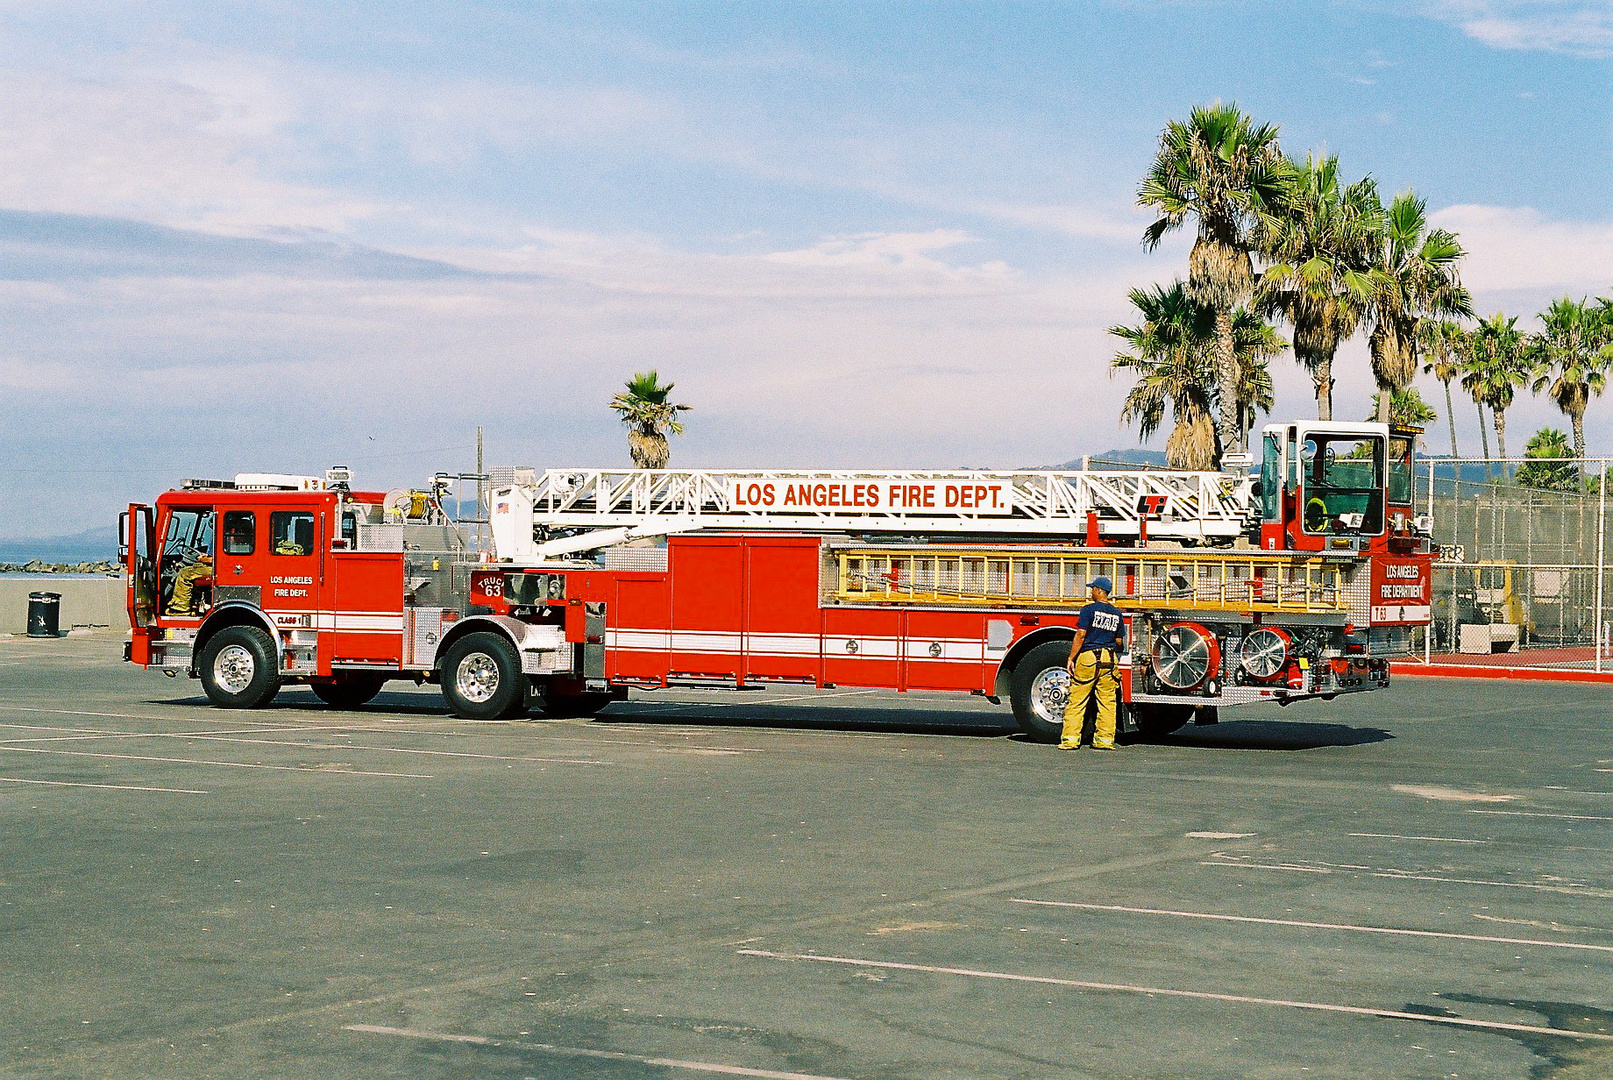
[167, 562, 211, 615]
[1061, 648, 1118, 749]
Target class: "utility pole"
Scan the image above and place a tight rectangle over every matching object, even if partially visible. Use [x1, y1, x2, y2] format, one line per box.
[476, 426, 485, 554]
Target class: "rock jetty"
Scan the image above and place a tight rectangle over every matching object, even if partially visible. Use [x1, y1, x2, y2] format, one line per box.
[1, 560, 120, 575]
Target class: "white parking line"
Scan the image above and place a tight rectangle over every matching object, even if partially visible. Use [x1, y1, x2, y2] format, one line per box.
[737, 950, 1613, 1044]
[4, 706, 237, 724]
[176, 734, 613, 766]
[0, 776, 209, 794]
[1007, 899, 1613, 954]
[344, 1023, 856, 1080]
[1348, 832, 1488, 844]
[0, 746, 432, 778]
[0, 725, 354, 744]
[1202, 857, 1613, 898]
[1468, 809, 1613, 823]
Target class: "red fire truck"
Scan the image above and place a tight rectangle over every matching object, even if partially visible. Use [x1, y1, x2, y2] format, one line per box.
[121, 421, 1432, 741]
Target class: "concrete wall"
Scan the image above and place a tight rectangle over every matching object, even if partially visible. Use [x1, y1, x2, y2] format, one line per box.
[0, 577, 124, 634]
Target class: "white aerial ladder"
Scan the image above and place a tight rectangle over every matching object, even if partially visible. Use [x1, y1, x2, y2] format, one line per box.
[487, 463, 1258, 561]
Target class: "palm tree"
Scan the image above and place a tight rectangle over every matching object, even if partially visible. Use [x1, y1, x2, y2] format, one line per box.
[1529, 296, 1610, 476]
[1369, 386, 1436, 430]
[1418, 319, 1467, 460]
[1457, 326, 1494, 475]
[1139, 103, 1295, 459]
[1256, 153, 1382, 421]
[609, 370, 691, 469]
[1231, 307, 1281, 448]
[1364, 191, 1473, 424]
[1460, 313, 1530, 480]
[1514, 428, 1578, 491]
[1111, 283, 1284, 469]
[1110, 283, 1219, 470]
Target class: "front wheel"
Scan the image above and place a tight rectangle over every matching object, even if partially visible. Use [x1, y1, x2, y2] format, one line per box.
[310, 675, 385, 709]
[439, 632, 527, 720]
[198, 626, 281, 709]
[1009, 640, 1074, 743]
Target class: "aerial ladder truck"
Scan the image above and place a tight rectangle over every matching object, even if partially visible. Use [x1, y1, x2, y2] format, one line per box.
[121, 421, 1432, 741]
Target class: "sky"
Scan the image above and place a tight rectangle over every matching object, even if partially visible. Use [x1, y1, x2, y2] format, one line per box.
[2, 0, 1611, 539]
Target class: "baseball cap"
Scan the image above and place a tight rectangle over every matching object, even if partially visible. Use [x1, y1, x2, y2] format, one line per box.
[1087, 575, 1113, 594]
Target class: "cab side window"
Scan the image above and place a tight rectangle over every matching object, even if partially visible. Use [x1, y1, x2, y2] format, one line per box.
[222, 511, 256, 555]
[271, 512, 315, 556]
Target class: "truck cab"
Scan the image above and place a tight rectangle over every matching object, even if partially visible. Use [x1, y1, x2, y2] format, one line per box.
[1257, 421, 1424, 556]
[123, 480, 343, 680]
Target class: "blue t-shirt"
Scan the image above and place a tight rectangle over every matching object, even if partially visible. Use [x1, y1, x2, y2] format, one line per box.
[1077, 600, 1123, 651]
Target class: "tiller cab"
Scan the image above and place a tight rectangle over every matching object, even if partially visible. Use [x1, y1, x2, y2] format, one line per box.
[121, 422, 1431, 740]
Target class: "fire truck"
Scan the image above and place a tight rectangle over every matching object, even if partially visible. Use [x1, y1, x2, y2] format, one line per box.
[120, 421, 1432, 741]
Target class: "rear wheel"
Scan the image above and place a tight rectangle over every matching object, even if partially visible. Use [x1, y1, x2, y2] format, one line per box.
[198, 626, 281, 709]
[310, 676, 385, 709]
[440, 632, 527, 720]
[1009, 640, 1074, 743]
[1132, 703, 1194, 740]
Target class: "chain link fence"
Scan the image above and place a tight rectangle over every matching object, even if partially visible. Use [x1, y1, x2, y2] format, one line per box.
[1413, 456, 1611, 673]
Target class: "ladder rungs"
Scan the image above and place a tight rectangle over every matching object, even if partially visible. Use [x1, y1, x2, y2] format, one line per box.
[832, 546, 1347, 614]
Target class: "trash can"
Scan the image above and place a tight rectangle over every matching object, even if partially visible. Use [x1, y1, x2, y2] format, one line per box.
[26, 592, 61, 638]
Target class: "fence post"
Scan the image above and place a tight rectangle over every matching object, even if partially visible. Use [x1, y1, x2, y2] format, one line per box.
[1425, 457, 1435, 665]
[1597, 459, 1607, 673]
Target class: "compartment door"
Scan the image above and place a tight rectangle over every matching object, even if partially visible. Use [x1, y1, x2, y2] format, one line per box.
[743, 538, 823, 684]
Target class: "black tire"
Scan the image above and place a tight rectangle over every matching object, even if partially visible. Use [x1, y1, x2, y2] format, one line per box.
[198, 625, 281, 709]
[1132, 703, 1194, 740]
[1008, 640, 1075, 743]
[310, 676, 385, 709]
[439, 631, 527, 720]
[543, 692, 615, 719]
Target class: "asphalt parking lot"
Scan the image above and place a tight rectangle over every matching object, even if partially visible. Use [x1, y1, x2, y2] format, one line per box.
[1, 633, 1610, 1079]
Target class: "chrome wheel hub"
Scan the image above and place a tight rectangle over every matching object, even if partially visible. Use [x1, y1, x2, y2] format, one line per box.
[455, 652, 500, 704]
[1028, 666, 1071, 723]
[214, 644, 255, 694]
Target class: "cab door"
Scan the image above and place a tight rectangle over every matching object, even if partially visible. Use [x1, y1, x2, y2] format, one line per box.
[261, 505, 324, 621]
[214, 505, 269, 609]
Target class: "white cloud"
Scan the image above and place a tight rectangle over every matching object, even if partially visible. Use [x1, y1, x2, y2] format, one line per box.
[1434, 2, 1613, 58]
[1430, 203, 1613, 298]
[0, 68, 382, 234]
[970, 202, 1148, 243]
[0, 43, 681, 239]
[0, 229, 1159, 536]
[413, 227, 1024, 300]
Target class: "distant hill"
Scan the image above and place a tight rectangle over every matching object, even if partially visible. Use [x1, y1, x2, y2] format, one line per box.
[0, 526, 119, 564]
[1042, 448, 1170, 470]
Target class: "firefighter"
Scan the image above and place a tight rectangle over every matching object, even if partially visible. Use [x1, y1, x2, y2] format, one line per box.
[166, 553, 213, 617]
[1060, 575, 1123, 751]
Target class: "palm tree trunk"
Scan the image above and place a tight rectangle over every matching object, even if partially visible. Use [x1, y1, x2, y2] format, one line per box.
[1442, 379, 1458, 460]
[1214, 309, 1239, 459]
[1572, 409, 1586, 485]
[1313, 358, 1332, 422]
[1376, 387, 1392, 425]
[1493, 408, 1508, 482]
[1477, 400, 1492, 481]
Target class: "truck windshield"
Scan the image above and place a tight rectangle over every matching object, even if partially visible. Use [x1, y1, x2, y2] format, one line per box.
[163, 508, 215, 558]
[1301, 435, 1384, 534]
